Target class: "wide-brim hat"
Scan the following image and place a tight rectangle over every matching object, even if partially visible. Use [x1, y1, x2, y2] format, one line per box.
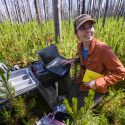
[75, 14, 96, 29]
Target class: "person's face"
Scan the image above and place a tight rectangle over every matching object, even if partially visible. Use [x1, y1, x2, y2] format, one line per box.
[77, 21, 95, 42]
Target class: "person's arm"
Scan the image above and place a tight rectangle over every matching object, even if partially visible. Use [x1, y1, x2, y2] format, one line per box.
[61, 57, 80, 66]
[95, 48, 125, 89]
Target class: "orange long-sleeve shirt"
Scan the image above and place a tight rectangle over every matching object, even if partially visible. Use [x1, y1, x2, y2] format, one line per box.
[77, 38, 125, 93]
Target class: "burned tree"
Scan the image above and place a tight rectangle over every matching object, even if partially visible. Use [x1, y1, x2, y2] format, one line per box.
[52, 0, 62, 43]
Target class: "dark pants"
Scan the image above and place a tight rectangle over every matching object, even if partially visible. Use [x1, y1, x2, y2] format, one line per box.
[67, 83, 105, 109]
[58, 76, 73, 95]
[58, 77, 104, 109]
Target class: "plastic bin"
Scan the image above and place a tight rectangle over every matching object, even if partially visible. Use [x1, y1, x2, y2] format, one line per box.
[9, 68, 39, 96]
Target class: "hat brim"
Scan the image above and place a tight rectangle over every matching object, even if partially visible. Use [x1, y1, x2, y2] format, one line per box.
[76, 19, 96, 30]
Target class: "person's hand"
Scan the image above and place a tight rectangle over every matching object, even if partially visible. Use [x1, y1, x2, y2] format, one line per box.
[61, 59, 75, 66]
[82, 80, 97, 89]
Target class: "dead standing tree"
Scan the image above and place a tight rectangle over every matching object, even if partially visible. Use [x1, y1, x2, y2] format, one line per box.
[16, 0, 22, 23]
[26, 0, 33, 22]
[52, 0, 62, 43]
[43, 0, 50, 21]
[10, 0, 18, 23]
[77, 0, 80, 15]
[87, 0, 92, 15]
[117, 0, 124, 21]
[1, 0, 125, 25]
[43, 0, 47, 22]
[68, 0, 72, 26]
[34, 0, 42, 23]
[95, 0, 103, 23]
[82, 0, 86, 14]
[13, 0, 19, 23]
[3, 0, 12, 22]
[102, 0, 109, 27]
[121, 1, 125, 29]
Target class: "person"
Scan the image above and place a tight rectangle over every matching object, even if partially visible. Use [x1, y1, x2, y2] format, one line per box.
[61, 14, 125, 109]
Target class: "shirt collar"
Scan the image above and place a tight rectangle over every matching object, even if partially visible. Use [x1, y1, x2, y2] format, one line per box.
[88, 37, 96, 56]
[78, 37, 96, 56]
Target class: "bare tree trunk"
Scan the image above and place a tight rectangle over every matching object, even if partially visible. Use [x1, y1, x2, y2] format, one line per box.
[71, 0, 72, 17]
[0, 10, 3, 23]
[21, 0, 27, 22]
[23, 0, 30, 22]
[117, 0, 123, 21]
[89, 0, 92, 15]
[120, 1, 125, 16]
[91, 0, 96, 17]
[123, 2, 125, 23]
[121, 1, 125, 30]
[14, 0, 20, 23]
[3, 0, 12, 21]
[82, 0, 86, 14]
[34, 0, 41, 23]
[11, 0, 18, 22]
[111, 0, 116, 17]
[16, 0, 22, 23]
[45, 0, 49, 21]
[86, 0, 90, 14]
[43, 0, 47, 22]
[68, 0, 71, 26]
[114, 0, 121, 19]
[61, 0, 63, 19]
[108, 0, 113, 17]
[77, 0, 80, 15]
[102, 0, 109, 27]
[96, 0, 103, 22]
[52, 0, 62, 43]
[26, 0, 33, 21]
[9, 0, 15, 22]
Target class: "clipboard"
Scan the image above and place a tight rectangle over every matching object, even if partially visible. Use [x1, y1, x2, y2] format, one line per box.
[83, 69, 104, 82]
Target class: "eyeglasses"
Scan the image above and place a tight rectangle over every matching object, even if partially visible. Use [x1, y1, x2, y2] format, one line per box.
[79, 25, 93, 31]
